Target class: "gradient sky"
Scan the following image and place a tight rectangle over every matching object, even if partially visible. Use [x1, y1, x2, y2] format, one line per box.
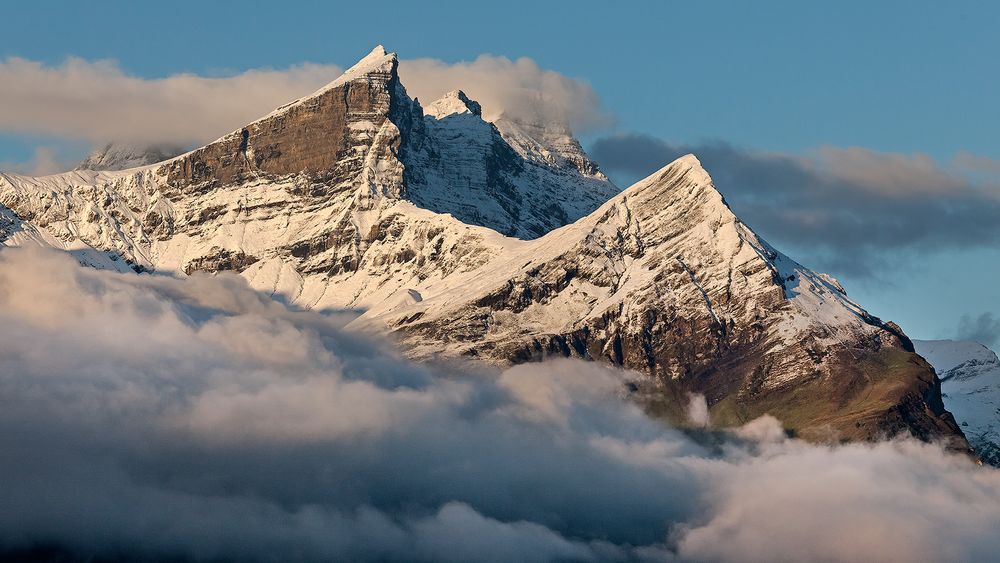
[1, 0, 997, 341]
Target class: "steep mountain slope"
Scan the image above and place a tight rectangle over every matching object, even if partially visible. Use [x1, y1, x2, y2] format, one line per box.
[915, 339, 1000, 464]
[355, 158, 963, 443]
[0, 46, 967, 448]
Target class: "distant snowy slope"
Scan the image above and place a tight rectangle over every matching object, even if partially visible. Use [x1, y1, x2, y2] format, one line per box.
[77, 142, 185, 171]
[915, 339, 1000, 464]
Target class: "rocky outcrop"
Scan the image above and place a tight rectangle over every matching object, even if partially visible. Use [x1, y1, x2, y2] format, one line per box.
[161, 47, 404, 196]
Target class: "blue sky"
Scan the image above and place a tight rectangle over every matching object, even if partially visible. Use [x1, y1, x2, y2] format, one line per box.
[1, 0, 998, 341]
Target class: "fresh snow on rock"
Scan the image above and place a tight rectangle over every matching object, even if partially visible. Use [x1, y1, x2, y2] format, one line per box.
[423, 89, 482, 118]
[403, 90, 619, 238]
[366, 155, 883, 380]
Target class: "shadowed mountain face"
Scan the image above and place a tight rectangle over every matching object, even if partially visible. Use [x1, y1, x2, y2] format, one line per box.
[0, 46, 968, 449]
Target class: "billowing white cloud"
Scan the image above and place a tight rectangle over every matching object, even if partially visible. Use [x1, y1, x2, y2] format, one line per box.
[0, 246, 998, 562]
[0, 57, 342, 146]
[0, 53, 609, 160]
[398, 55, 611, 131]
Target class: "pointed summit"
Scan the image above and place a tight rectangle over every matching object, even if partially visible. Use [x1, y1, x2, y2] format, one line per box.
[620, 153, 727, 217]
[161, 44, 405, 190]
[257, 45, 398, 122]
[352, 44, 390, 67]
[327, 44, 397, 88]
[424, 90, 483, 119]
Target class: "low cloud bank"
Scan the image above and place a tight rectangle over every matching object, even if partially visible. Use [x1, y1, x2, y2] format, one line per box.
[591, 135, 1000, 277]
[0, 52, 606, 169]
[0, 57, 343, 147]
[1, 247, 999, 562]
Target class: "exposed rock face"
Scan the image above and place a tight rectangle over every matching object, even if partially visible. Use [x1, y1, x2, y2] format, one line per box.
[162, 47, 405, 197]
[0, 46, 968, 449]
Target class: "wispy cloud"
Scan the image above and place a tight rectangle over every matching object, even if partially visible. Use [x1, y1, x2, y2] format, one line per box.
[399, 55, 611, 131]
[0, 146, 76, 175]
[1, 246, 998, 562]
[591, 134, 1000, 277]
[957, 312, 1000, 346]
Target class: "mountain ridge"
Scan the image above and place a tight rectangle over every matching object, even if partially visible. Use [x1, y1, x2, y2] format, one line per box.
[0, 45, 968, 449]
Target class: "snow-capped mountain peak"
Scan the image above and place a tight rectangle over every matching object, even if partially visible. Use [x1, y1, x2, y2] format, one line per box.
[424, 90, 482, 118]
[250, 45, 397, 128]
[0, 45, 968, 450]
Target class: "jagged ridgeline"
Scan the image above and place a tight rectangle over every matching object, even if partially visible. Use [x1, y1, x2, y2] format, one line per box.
[0, 46, 969, 450]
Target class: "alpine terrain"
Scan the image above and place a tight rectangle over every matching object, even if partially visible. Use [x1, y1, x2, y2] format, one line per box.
[0, 46, 968, 448]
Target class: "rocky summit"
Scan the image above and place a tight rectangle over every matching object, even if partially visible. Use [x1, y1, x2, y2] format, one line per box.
[0, 46, 969, 450]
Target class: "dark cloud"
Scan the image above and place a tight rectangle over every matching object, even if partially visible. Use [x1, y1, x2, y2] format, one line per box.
[590, 134, 1000, 277]
[1, 247, 1000, 562]
[957, 312, 1000, 346]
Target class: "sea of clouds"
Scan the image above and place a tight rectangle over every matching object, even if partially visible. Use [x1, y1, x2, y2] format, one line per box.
[1, 246, 999, 562]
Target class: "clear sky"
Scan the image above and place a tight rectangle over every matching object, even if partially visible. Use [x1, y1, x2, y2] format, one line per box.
[1, 0, 997, 341]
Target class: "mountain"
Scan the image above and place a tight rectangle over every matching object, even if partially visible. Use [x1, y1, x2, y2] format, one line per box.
[915, 339, 1000, 464]
[407, 90, 617, 238]
[76, 142, 186, 171]
[0, 46, 967, 448]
